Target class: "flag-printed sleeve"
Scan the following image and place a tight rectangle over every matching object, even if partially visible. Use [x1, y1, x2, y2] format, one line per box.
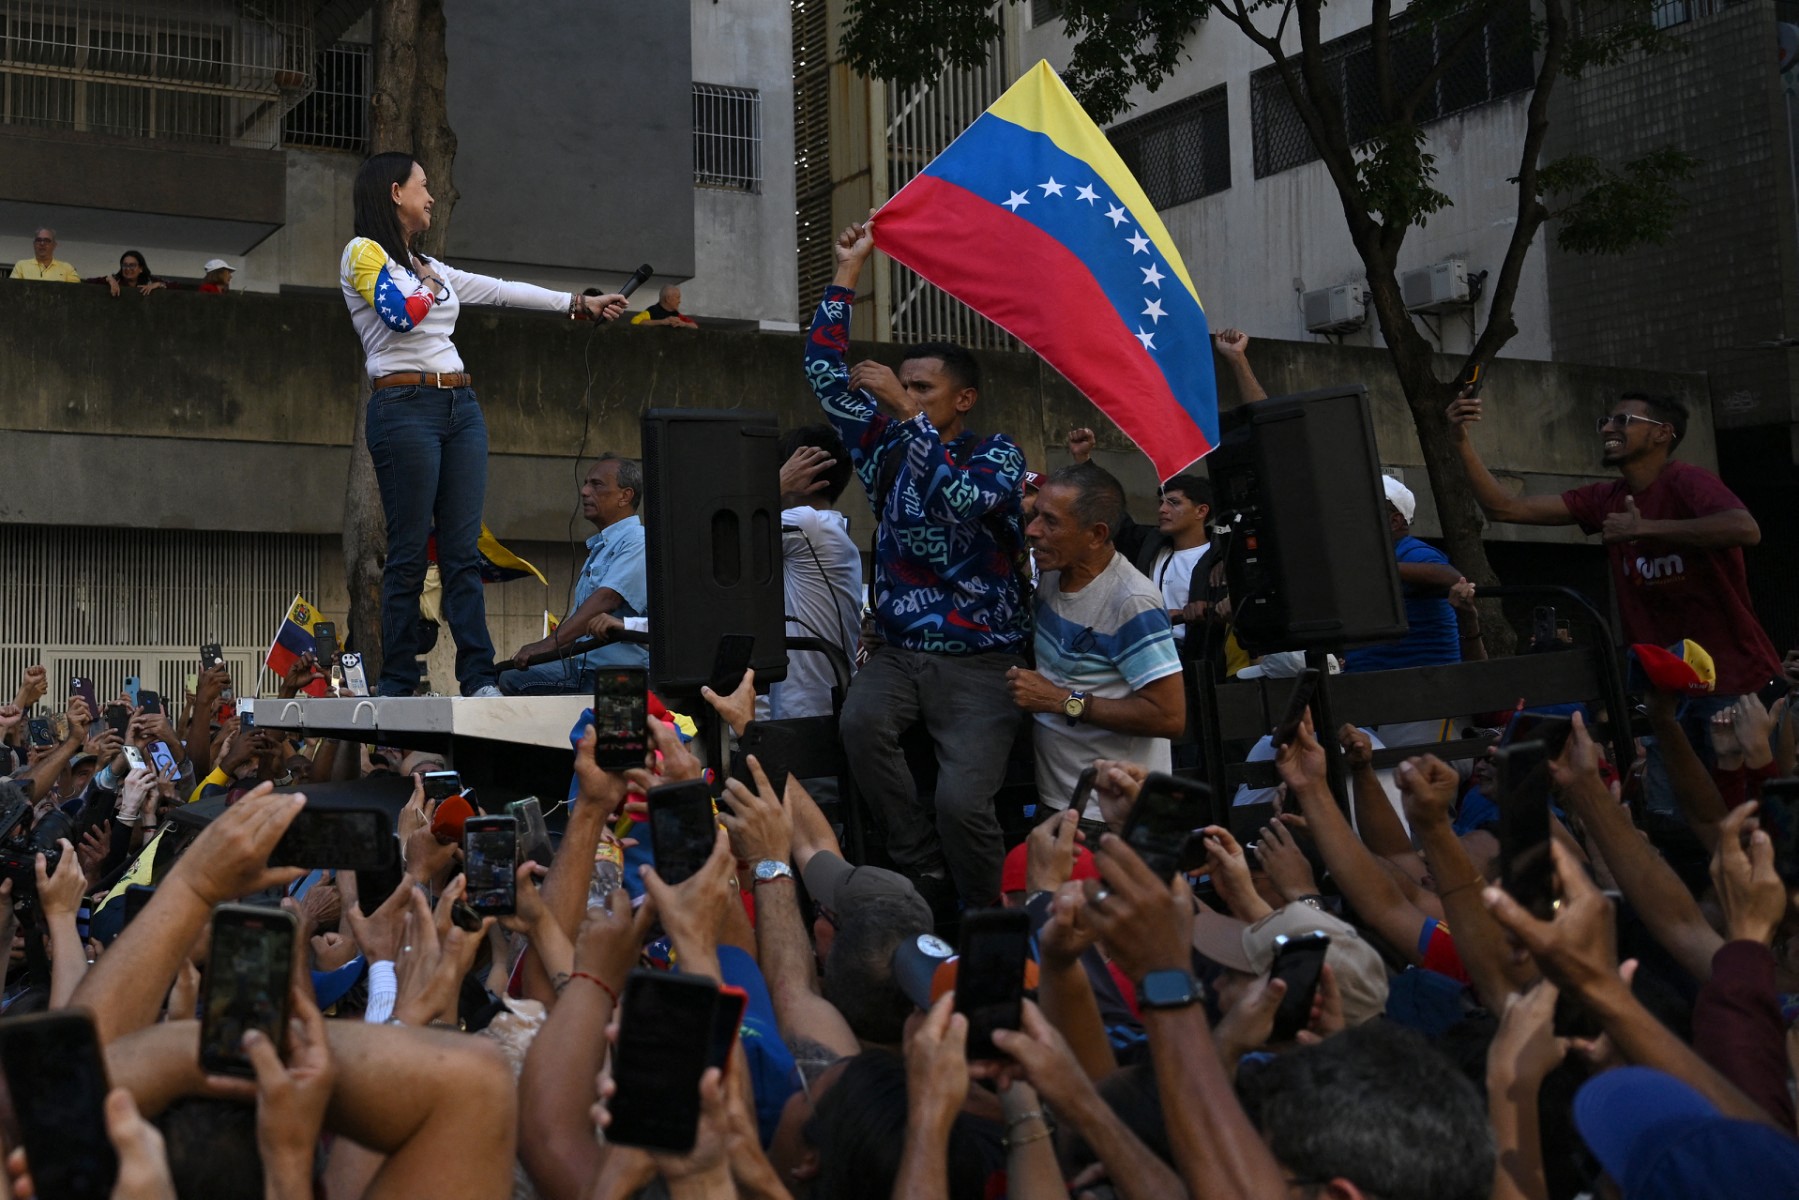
[901, 424, 1026, 527]
[803, 285, 890, 496]
[345, 238, 435, 332]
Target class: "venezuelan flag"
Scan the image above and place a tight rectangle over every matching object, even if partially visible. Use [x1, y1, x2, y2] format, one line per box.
[265, 593, 329, 697]
[873, 60, 1218, 480]
[477, 524, 548, 585]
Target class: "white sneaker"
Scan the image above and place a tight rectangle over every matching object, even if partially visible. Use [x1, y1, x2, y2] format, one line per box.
[471, 685, 503, 698]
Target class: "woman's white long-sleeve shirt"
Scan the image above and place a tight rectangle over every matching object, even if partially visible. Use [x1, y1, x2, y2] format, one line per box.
[340, 236, 572, 379]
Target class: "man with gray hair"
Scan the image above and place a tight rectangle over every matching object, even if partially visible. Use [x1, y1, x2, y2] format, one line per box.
[503, 453, 648, 694]
[1008, 461, 1186, 819]
[11, 227, 80, 282]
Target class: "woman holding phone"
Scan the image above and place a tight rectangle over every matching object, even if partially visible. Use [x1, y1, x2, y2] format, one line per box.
[341, 152, 627, 697]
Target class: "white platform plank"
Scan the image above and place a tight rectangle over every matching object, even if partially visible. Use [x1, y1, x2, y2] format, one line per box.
[253, 695, 587, 750]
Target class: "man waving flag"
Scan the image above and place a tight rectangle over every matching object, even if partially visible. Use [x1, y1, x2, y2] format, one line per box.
[872, 60, 1218, 481]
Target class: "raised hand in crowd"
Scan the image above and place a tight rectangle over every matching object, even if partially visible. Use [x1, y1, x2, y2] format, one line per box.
[393, 877, 489, 1027]
[1066, 425, 1096, 463]
[1200, 824, 1271, 922]
[1255, 817, 1320, 905]
[1026, 805, 1080, 895]
[1089, 757, 1147, 832]
[719, 754, 793, 865]
[13, 664, 47, 711]
[1486, 981, 1566, 1200]
[780, 443, 837, 500]
[1709, 801, 1790, 946]
[277, 651, 328, 698]
[699, 667, 757, 739]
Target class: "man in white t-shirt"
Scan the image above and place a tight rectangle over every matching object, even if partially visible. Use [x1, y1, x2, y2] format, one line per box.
[1006, 463, 1186, 818]
[770, 426, 864, 720]
[1143, 473, 1213, 646]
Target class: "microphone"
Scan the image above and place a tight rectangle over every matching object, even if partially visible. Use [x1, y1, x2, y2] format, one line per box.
[617, 263, 653, 301]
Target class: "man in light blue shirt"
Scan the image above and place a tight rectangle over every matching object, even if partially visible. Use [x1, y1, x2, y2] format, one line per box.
[501, 454, 648, 695]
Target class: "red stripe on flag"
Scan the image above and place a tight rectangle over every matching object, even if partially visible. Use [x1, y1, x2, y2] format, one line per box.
[875, 174, 1212, 478]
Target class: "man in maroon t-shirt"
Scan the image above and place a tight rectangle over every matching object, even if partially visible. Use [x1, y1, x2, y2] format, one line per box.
[1446, 389, 1779, 807]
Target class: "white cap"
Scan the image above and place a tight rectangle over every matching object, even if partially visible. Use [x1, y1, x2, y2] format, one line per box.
[203, 258, 237, 273]
[1382, 475, 1416, 524]
[1235, 650, 1341, 680]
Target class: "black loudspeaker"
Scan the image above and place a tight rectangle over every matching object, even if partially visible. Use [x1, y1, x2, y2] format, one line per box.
[641, 409, 789, 694]
[1208, 385, 1406, 654]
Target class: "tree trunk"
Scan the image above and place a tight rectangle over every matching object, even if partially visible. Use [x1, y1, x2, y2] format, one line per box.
[343, 0, 459, 682]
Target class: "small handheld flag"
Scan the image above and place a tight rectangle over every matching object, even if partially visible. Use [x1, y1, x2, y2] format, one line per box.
[873, 60, 1218, 481]
[266, 593, 328, 697]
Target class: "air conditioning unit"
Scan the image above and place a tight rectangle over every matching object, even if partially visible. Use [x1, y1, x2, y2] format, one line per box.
[1400, 259, 1471, 313]
[1301, 284, 1366, 335]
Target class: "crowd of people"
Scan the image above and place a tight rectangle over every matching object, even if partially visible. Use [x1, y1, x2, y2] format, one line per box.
[1, 203, 1797, 1200]
[7, 227, 239, 293]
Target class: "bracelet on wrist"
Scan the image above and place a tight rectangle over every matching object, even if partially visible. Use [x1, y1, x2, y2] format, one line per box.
[570, 971, 619, 1004]
[1005, 1108, 1046, 1130]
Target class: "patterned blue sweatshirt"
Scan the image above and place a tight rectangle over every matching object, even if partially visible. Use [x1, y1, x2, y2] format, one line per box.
[804, 285, 1030, 655]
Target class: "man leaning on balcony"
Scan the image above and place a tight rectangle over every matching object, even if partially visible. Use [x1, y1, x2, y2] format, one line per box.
[12, 228, 81, 283]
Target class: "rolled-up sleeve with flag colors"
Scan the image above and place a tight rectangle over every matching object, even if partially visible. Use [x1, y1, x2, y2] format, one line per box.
[872, 60, 1219, 482]
[345, 237, 433, 332]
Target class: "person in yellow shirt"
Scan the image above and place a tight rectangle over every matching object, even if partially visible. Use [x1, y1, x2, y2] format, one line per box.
[11, 227, 80, 282]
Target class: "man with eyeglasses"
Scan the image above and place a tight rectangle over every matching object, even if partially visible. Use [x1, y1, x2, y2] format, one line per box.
[1447, 388, 1779, 806]
[10, 227, 80, 283]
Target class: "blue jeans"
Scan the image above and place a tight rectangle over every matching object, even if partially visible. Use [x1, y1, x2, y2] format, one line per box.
[365, 383, 495, 696]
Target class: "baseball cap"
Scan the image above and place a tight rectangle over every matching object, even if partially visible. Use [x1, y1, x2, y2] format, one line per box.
[1236, 651, 1342, 680]
[1023, 471, 1047, 492]
[1574, 1066, 1799, 1198]
[68, 752, 99, 770]
[1189, 902, 1389, 1026]
[801, 850, 933, 931]
[889, 931, 1041, 1010]
[999, 838, 1101, 895]
[1628, 640, 1716, 696]
[1382, 475, 1416, 524]
[203, 257, 237, 273]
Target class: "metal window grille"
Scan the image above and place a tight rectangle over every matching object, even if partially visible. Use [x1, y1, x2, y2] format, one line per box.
[0, 526, 328, 704]
[0, 1, 307, 149]
[694, 82, 761, 191]
[793, 0, 834, 324]
[1109, 85, 1230, 208]
[886, 45, 1016, 350]
[1251, 0, 1535, 179]
[1031, 0, 1064, 26]
[282, 39, 366, 152]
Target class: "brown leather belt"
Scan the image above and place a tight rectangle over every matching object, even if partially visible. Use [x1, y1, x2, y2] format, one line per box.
[371, 371, 472, 391]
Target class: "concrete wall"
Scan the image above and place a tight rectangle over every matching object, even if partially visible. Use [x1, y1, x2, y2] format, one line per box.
[686, 0, 800, 328]
[1019, 3, 1553, 361]
[0, 277, 1706, 541]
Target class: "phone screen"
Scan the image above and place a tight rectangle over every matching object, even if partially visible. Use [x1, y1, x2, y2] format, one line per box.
[122, 884, 156, 930]
[592, 669, 649, 772]
[422, 771, 463, 804]
[1759, 780, 1799, 887]
[708, 634, 757, 696]
[0, 1011, 118, 1200]
[1122, 774, 1212, 883]
[648, 781, 717, 886]
[103, 704, 130, 737]
[1496, 742, 1556, 919]
[1069, 764, 1099, 813]
[1269, 933, 1331, 1042]
[608, 970, 720, 1152]
[463, 818, 519, 915]
[200, 906, 297, 1078]
[955, 908, 1030, 1059]
[508, 797, 554, 867]
[269, 809, 395, 871]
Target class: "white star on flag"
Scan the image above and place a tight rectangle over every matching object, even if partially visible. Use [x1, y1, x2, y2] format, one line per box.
[1141, 263, 1166, 288]
[1075, 184, 1100, 204]
[1142, 298, 1167, 324]
[1038, 177, 1065, 196]
[1134, 327, 1157, 350]
[1004, 190, 1031, 211]
[1105, 204, 1128, 227]
[1126, 230, 1151, 255]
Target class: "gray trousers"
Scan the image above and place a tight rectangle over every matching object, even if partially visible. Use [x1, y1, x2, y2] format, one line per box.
[840, 645, 1024, 906]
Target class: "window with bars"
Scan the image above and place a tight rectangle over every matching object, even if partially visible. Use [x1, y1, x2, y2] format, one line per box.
[1109, 86, 1230, 208]
[1251, 1, 1535, 179]
[283, 40, 367, 152]
[0, 6, 278, 146]
[693, 83, 761, 191]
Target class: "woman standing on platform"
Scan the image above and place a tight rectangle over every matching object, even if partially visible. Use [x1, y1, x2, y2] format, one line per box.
[342, 151, 626, 697]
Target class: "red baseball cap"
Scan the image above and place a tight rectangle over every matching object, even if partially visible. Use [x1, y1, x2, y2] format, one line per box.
[1000, 837, 1101, 895]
